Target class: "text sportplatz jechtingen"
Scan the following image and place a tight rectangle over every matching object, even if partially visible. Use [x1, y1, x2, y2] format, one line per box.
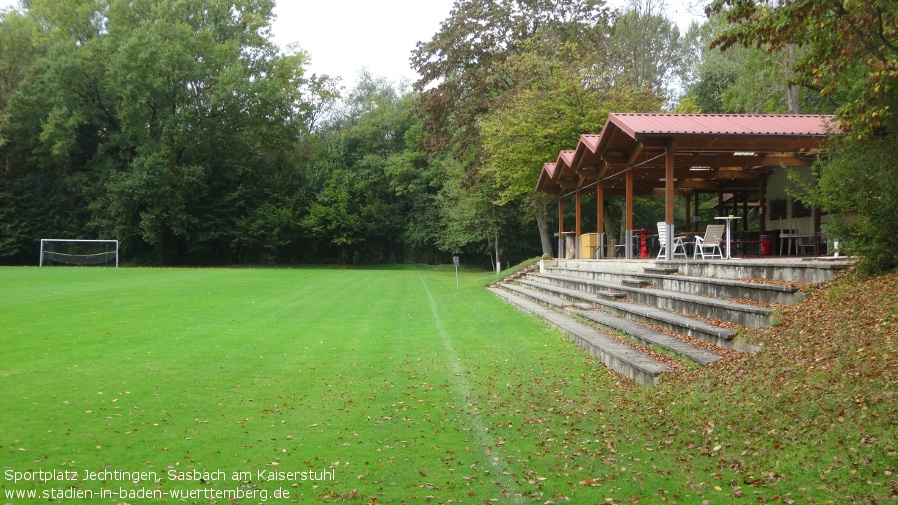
[3, 467, 336, 502]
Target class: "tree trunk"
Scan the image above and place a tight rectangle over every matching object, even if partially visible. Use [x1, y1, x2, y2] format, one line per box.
[785, 45, 801, 114]
[536, 205, 554, 257]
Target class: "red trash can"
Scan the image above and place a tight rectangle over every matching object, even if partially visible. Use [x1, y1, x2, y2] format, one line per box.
[760, 235, 773, 256]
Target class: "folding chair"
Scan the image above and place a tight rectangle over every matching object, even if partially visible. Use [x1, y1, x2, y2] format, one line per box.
[656, 222, 687, 259]
[694, 224, 725, 259]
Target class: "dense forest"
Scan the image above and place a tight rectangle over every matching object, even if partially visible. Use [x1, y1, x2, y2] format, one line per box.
[1, 0, 896, 271]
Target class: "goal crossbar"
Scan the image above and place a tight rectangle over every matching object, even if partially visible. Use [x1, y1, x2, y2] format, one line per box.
[40, 239, 119, 267]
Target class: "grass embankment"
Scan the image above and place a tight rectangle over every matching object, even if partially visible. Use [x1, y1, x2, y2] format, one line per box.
[626, 269, 897, 503]
[0, 265, 894, 504]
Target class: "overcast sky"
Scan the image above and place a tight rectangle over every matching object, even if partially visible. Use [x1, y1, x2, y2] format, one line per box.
[1, 0, 707, 87]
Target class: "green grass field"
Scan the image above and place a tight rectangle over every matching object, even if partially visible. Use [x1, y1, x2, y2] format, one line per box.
[1, 265, 895, 504]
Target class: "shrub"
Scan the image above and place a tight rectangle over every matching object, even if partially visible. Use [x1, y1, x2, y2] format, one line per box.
[795, 134, 898, 274]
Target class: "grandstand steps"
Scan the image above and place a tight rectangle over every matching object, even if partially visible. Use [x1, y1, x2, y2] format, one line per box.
[490, 257, 854, 385]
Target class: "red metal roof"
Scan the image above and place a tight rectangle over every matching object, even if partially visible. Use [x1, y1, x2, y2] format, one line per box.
[557, 150, 576, 168]
[578, 134, 602, 152]
[607, 113, 836, 137]
[536, 113, 837, 194]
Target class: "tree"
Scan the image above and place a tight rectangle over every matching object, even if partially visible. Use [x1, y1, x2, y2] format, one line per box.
[680, 14, 821, 114]
[708, 0, 898, 272]
[4, 0, 318, 264]
[795, 138, 898, 273]
[607, 0, 686, 105]
[435, 154, 520, 272]
[301, 74, 439, 263]
[0, 7, 37, 161]
[411, 0, 609, 154]
[708, 0, 897, 137]
[0, 7, 42, 261]
[411, 0, 614, 262]
[480, 41, 661, 255]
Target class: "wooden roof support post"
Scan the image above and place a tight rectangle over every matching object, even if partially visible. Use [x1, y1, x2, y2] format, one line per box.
[663, 144, 675, 260]
[759, 173, 767, 234]
[597, 181, 604, 259]
[626, 167, 634, 259]
[695, 191, 701, 227]
[558, 195, 564, 258]
[717, 188, 725, 217]
[575, 189, 582, 259]
[665, 145, 675, 224]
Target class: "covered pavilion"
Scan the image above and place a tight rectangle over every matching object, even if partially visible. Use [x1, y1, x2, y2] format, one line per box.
[536, 114, 837, 260]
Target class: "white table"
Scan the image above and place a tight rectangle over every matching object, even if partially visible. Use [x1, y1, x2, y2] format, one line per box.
[714, 216, 741, 259]
[779, 233, 814, 256]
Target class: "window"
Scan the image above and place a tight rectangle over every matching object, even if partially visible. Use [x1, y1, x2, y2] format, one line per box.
[770, 198, 787, 220]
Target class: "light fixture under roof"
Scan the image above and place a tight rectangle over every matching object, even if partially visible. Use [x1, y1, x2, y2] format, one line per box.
[733, 151, 756, 156]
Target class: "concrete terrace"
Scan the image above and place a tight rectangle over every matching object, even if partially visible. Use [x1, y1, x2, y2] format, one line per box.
[489, 256, 856, 385]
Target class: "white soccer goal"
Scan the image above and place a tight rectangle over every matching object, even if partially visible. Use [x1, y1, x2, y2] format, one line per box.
[39, 239, 119, 267]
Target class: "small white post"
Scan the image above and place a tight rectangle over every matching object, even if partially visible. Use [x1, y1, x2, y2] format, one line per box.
[664, 223, 674, 261]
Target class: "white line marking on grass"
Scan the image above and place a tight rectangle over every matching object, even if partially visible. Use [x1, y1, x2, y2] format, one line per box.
[418, 274, 521, 502]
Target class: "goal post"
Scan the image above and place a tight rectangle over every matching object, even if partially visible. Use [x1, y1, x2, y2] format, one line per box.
[39, 239, 119, 267]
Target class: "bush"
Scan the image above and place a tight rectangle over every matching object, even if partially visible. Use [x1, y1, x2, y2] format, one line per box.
[796, 134, 898, 274]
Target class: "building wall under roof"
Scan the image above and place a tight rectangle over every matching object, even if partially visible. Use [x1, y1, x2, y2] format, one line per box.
[766, 166, 831, 235]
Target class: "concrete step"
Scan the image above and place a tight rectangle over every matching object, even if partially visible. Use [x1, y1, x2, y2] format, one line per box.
[542, 257, 854, 284]
[543, 266, 803, 305]
[497, 282, 724, 364]
[568, 308, 721, 366]
[527, 274, 775, 327]
[500, 281, 572, 309]
[629, 272, 802, 305]
[519, 275, 627, 302]
[488, 287, 673, 385]
[621, 278, 652, 288]
[499, 262, 541, 283]
[643, 267, 680, 275]
[512, 278, 744, 350]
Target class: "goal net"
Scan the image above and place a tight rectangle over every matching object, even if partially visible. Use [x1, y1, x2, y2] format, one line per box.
[40, 239, 119, 267]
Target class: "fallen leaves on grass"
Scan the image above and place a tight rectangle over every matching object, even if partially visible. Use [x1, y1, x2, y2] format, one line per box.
[633, 266, 898, 503]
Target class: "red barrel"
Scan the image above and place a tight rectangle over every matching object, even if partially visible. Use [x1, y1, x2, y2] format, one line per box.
[760, 235, 773, 256]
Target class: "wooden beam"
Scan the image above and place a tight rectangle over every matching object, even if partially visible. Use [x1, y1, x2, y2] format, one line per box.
[597, 180, 604, 236]
[672, 153, 815, 168]
[640, 136, 825, 152]
[625, 169, 634, 231]
[558, 196, 564, 257]
[665, 145, 675, 224]
[626, 168, 634, 259]
[626, 140, 644, 166]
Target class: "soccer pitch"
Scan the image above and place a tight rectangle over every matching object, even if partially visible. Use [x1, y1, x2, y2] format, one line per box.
[1, 266, 643, 503]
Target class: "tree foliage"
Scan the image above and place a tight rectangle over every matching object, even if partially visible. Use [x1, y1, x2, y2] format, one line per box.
[411, 0, 609, 154]
[708, 0, 898, 272]
[708, 0, 898, 137]
[482, 42, 661, 207]
[301, 74, 441, 264]
[607, 0, 685, 103]
[1, 0, 709, 268]
[0, 0, 328, 264]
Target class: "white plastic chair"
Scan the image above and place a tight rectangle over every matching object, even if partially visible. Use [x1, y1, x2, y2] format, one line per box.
[694, 224, 725, 259]
[656, 222, 687, 259]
